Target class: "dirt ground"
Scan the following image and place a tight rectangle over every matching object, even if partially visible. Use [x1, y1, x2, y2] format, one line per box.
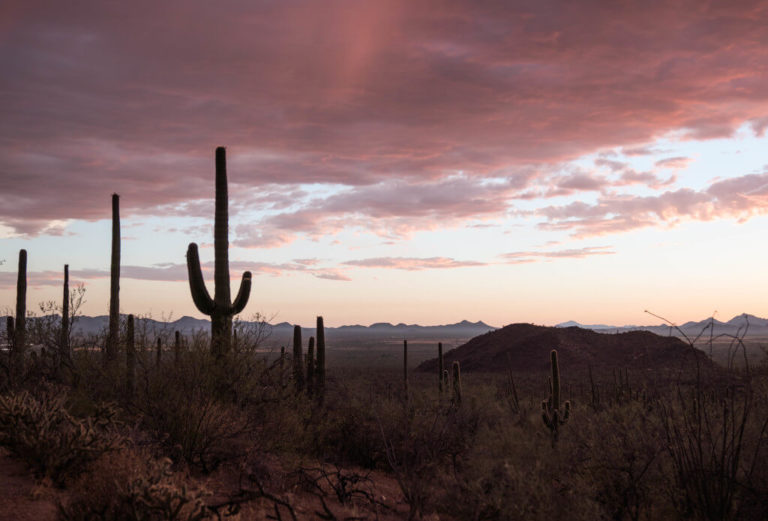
[0, 449, 60, 521]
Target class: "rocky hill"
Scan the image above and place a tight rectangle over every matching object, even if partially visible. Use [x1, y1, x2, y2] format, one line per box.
[416, 323, 717, 374]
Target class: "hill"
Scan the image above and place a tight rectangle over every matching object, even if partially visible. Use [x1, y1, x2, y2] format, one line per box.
[416, 323, 718, 374]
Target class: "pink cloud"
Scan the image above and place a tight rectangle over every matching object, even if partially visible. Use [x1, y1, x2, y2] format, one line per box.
[501, 246, 616, 262]
[343, 257, 485, 271]
[537, 171, 768, 237]
[655, 156, 693, 169]
[2, 1, 768, 234]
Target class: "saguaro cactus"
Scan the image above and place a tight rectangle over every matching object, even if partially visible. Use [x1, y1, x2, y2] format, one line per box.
[316, 316, 326, 400]
[452, 361, 462, 405]
[438, 342, 444, 394]
[403, 339, 409, 397]
[541, 349, 570, 443]
[292, 325, 304, 392]
[126, 314, 135, 399]
[105, 194, 120, 364]
[174, 331, 181, 364]
[60, 264, 70, 362]
[14, 249, 27, 358]
[186, 147, 252, 357]
[306, 336, 315, 396]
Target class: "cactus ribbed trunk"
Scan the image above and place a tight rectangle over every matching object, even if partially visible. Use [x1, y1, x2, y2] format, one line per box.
[306, 336, 315, 397]
[106, 194, 120, 364]
[60, 264, 70, 362]
[292, 325, 304, 392]
[126, 314, 135, 399]
[186, 148, 252, 358]
[14, 249, 27, 359]
[542, 349, 570, 444]
[316, 316, 325, 400]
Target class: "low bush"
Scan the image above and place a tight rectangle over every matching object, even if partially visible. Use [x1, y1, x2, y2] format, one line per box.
[0, 387, 123, 485]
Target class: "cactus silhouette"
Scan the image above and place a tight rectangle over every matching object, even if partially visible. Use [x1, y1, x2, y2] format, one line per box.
[292, 325, 304, 392]
[316, 316, 326, 400]
[126, 314, 135, 399]
[452, 360, 462, 405]
[438, 342, 444, 394]
[14, 249, 27, 359]
[106, 194, 120, 364]
[186, 147, 252, 357]
[306, 336, 315, 396]
[60, 264, 70, 363]
[541, 349, 570, 443]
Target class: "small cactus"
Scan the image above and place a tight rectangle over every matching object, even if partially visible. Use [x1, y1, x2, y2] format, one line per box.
[403, 339, 408, 397]
[438, 342, 444, 394]
[186, 147, 252, 357]
[174, 331, 181, 364]
[452, 361, 462, 405]
[126, 314, 135, 399]
[541, 349, 570, 444]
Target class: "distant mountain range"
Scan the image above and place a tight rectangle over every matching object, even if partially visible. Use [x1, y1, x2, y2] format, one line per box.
[4, 313, 766, 347]
[555, 313, 768, 338]
[0, 315, 497, 347]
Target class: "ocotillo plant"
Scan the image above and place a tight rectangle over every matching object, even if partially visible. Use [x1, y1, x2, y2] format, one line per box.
[105, 194, 120, 364]
[60, 264, 70, 363]
[292, 325, 304, 392]
[126, 314, 135, 399]
[452, 361, 462, 405]
[316, 316, 326, 399]
[541, 349, 570, 444]
[438, 342, 444, 394]
[14, 249, 27, 359]
[186, 147, 252, 357]
[306, 336, 315, 397]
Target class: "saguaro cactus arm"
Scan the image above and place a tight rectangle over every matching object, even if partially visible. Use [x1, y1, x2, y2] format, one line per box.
[186, 243, 215, 315]
[231, 272, 252, 314]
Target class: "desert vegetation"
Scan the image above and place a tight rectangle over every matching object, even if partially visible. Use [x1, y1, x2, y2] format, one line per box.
[1, 148, 767, 520]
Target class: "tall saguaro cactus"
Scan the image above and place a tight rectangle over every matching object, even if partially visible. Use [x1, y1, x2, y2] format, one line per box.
[186, 147, 252, 357]
[106, 194, 120, 364]
[542, 349, 571, 444]
[13, 250, 27, 368]
[292, 325, 304, 392]
[60, 264, 70, 362]
[316, 316, 326, 400]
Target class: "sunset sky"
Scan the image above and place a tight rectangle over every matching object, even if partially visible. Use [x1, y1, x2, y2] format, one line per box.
[2, 1, 768, 327]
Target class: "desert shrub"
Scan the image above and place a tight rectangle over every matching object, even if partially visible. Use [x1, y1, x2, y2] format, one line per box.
[577, 401, 668, 521]
[59, 448, 214, 521]
[660, 381, 768, 521]
[134, 351, 256, 472]
[0, 386, 123, 485]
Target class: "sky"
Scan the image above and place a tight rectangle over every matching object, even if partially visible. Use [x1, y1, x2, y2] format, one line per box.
[2, 0, 768, 328]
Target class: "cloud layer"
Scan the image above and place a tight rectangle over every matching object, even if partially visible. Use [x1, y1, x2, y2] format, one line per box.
[2, 0, 768, 238]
